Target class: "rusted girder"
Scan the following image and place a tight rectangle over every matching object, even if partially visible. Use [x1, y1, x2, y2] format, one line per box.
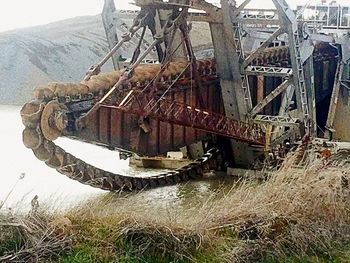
[103, 90, 266, 145]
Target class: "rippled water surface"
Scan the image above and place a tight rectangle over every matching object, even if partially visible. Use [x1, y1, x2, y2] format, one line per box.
[0, 105, 236, 212]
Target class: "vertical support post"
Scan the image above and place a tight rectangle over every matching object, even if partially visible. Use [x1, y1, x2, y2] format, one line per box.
[209, 22, 249, 121]
[208, 1, 256, 167]
[272, 0, 311, 133]
[325, 61, 344, 140]
[102, 0, 120, 70]
[214, 0, 252, 120]
[322, 61, 330, 92]
[158, 6, 186, 60]
[230, 3, 253, 110]
[272, 85, 295, 141]
[257, 76, 265, 105]
[304, 57, 317, 135]
[279, 85, 295, 117]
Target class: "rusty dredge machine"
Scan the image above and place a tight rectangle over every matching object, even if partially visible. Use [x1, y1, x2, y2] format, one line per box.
[21, 0, 350, 191]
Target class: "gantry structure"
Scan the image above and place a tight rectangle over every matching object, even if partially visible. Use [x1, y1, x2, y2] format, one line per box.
[20, 0, 350, 191]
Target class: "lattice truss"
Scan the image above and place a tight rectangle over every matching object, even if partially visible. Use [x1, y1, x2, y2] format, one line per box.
[82, 0, 350, 148]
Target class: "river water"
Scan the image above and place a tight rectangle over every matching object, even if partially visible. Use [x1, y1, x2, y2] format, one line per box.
[0, 105, 235, 213]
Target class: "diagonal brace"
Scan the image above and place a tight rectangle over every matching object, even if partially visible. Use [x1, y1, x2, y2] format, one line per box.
[242, 27, 285, 68]
[233, 0, 252, 16]
[250, 79, 292, 117]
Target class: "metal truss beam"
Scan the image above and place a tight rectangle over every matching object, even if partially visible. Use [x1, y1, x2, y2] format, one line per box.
[238, 8, 280, 26]
[231, 4, 253, 110]
[245, 66, 293, 77]
[250, 79, 292, 117]
[238, 18, 280, 27]
[243, 27, 285, 68]
[189, 13, 218, 23]
[103, 91, 266, 146]
[254, 115, 299, 127]
[116, 10, 139, 20]
[241, 14, 277, 20]
[244, 8, 278, 12]
[272, 0, 310, 129]
[272, 0, 310, 130]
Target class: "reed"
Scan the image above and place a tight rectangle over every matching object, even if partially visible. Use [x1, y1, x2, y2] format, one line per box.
[1, 151, 350, 262]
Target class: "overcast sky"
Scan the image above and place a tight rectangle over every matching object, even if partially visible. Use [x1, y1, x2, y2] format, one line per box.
[0, 0, 348, 32]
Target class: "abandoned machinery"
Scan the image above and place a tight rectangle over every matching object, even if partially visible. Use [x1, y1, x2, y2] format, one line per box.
[21, 0, 350, 191]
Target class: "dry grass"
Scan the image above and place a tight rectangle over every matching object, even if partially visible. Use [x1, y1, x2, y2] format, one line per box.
[1, 150, 350, 262]
[204, 158, 350, 261]
[0, 212, 71, 262]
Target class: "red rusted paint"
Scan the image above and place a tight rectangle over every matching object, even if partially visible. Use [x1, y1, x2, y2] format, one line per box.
[77, 83, 225, 156]
[99, 107, 110, 144]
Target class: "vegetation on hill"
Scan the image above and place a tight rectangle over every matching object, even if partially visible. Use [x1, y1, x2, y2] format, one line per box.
[0, 15, 212, 105]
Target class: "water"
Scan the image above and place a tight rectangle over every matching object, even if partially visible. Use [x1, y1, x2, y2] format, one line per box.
[0, 105, 235, 212]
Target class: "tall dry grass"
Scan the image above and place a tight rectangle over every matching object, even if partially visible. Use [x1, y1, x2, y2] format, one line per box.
[0, 212, 71, 262]
[1, 150, 350, 262]
[62, 150, 350, 262]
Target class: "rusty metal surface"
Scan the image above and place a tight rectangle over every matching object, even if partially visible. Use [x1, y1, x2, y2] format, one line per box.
[18, 0, 350, 194]
[75, 83, 222, 156]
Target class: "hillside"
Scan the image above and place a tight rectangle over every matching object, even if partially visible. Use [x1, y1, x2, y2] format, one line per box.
[0, 14, 212, 105]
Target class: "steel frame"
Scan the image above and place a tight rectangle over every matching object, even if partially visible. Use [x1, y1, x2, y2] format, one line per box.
[98, 0, 350, 161]
[254, 115, 299, 127]
[245, 66, 293, 77]
[232, 0, 318, 139]
[325, 61, 345, 139]
[102, 90, 266, 145]
[250, 79, 292, 117]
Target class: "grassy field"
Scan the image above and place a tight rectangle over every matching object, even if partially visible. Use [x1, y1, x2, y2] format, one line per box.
[1, 153, 350, 263]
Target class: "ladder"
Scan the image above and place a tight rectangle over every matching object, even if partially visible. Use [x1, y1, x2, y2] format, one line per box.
[291, 28, 310, 125]
[232, 21, 253, 110]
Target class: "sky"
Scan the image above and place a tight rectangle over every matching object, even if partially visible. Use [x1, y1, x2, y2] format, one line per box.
[0, 0, 349, 32]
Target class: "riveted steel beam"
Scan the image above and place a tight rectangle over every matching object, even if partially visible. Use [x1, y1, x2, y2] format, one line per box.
[272, 0, 311, 131]
[245, 66, 293, 77]
[209, 0, 252, 121]
[254, 115, 299, 127]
